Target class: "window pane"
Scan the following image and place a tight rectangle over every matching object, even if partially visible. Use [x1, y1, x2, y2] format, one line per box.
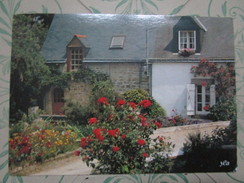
[197, 104, 202, 111]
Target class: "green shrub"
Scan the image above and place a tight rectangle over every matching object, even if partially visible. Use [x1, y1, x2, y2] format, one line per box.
[123, 89, 166, 118]
[208, 97, 236, 121]
[178, 117, 237, 172]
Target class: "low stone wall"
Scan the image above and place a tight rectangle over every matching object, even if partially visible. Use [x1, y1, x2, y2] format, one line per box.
[151, 121, 230, 157]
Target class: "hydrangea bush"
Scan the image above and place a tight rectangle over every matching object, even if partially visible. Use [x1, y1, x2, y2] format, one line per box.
[76, 97, 174, 174]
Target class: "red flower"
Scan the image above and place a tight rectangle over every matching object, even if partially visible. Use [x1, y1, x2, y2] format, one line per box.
[107, 129, 116, 137]
[138, 114, 147, 123]
[141, 122, 150, 127]
[142, 152, 149, 158]
[137, 139, 145, 146]
[121, 134, 126, 139]
[154, 121, 162, 128]
[89, 117, 98, 125]
[46, 141, 52, 148]
[158, 136, 164, 141]
[93, 128, 105, 141]
[80, 137, 88, 148]
[128, 102, 137, 109]
[203, 105, 210, 111]
[138, 100, 152, 108]
[116, 99, 126, 107]
[112, 146, 120, 152]
[74, 150, 80, 156]
[108, 129, 120, 137]
[82, 156, 89, 160]
[97, 97, 108, 105]
[201, 81, 207, 87]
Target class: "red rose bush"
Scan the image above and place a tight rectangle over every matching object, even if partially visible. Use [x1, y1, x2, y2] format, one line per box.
[77, 97, 174, 174]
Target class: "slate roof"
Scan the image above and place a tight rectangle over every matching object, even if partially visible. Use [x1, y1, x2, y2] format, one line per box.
[41, 14, 234, 63]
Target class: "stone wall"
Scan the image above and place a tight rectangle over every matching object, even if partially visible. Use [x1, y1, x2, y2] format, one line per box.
[85, 62, 149, 93]
[64, 81, 92, 106]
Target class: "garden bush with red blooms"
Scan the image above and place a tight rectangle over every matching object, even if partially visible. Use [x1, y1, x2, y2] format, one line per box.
[77, 97, 173, 174]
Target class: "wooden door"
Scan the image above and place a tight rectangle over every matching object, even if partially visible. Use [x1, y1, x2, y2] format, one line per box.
[52, 88, 64, 115]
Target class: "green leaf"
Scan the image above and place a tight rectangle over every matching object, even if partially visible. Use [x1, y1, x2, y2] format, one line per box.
[0, 1, 10, 20]
[176, 174, 189, 183]
[55, 0, 63, 13]
[89, 7, 101, 14]
[144, 0, 158, 10]
[222, 1, 227, 16]
[2, 142, 8, 149]
[0, 160, 8, 170]
[3, 173, 9, 183]
[115, 0, 128, 11]
[169, 4, 185, 15]
[104, 177, 115, 183]
[168, 175, 178, 182]
[17, 176, 23, 183]
[14, 0, 22, 14]
[0, 150, 8, 158]
[58, 175, 64, 183]
[42, 5, 48, 13]
[0, 17, 11, 29]
[1, 36, 11, 47]
[0, 28, 11, 37]
[114, 178, 123, 183]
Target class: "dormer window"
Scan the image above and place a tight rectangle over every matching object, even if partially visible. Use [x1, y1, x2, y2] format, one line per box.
[70, 48, 83, 71]
[110, 35, 125, 49]
[178, 31, 196, 50]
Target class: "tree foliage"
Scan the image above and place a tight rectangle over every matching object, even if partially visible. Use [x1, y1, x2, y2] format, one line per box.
[10, 14, 52, 121]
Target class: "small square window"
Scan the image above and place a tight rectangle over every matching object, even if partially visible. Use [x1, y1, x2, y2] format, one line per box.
[110, 35, 125, 49]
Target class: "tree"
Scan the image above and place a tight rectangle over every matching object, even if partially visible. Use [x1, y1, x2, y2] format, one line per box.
[10, 14, 52, 121]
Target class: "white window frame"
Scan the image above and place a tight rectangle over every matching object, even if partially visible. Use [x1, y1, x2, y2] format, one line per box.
[196, 85, 211, 115]
[187, 83, 216, 116]
[178, 31, 196, 51]
[70, 48, 83, 71]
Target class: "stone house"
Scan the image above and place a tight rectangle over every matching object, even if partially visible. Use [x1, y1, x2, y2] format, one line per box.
[41, 14, 234, 116]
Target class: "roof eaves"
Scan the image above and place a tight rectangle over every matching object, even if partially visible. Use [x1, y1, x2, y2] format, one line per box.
[193, 16, 208, 32]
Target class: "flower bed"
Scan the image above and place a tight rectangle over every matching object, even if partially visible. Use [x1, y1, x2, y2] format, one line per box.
[9, 122, 79, 168]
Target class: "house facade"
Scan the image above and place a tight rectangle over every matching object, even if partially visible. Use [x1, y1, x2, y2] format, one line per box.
[41, 14, 234, 116]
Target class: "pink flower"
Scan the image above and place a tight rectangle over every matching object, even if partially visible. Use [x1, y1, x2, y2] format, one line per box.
[201, 81, 207, 87]
[200, 58, 207, 63]
[74, 150, 80, 156]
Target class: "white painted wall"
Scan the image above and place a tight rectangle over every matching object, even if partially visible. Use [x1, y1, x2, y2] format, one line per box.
[152, 62, 196, 117]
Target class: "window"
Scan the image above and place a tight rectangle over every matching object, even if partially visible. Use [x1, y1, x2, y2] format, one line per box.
[70, 48, 83, 71]
[110, 35, 125, 49]
[178, 31, 196, 50]
[196, 85, 210, 114]
[187, 84, 215, 115]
